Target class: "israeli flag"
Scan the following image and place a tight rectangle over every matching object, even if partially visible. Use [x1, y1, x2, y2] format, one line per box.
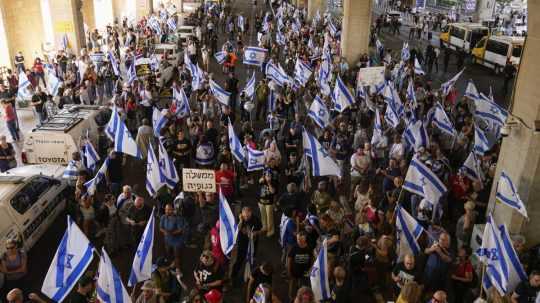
[107, 51, 120, 76]
[432, 103, 457, 136]
[401, 42, 410, 61]
[63, 160, 79, 180]
[395, 205, 425, 261]
[219, 190, 238, 256]
[127, 62, 137, 85]
[152, 107, 169, 138]
[308, 96, 330, 129]
[465, 80, 480, 100]
[385, 103, 401, 129]
[382, 84, 404, 117]
[16, 71, 33, 100]
[167, 17, 177, 31]
[474, 124, 492, 156]
[228, 120, 246, 163]
[414, 58, 425, 75]
[403, 120, 429, 152]
[96, 248, 131, 303]
[210, 79, 231, 106]
[238, 15, 245, 32]
[474, 96, 508, 128]
[303, 130, 341, 177]
[265, 60, 290, 87]
[172, 87, 191, 118]
[61, 34, 69, 50]
[46, 69, 62, 96]
[496, 171, 528, 218]
[243, 72, 256, 100]
[158, 139, 179, 189]
[149, 17, 162, 34]
[317, 56, 332, 96]
[310, 239, 331, 302]
[476, 215, 510, 295]
[268, 88, 277, 113]
[146, 144, 165, 197]
[128, 207, 155, 287]
[406, 80, 417, 108]
[83, 140, 100, 171]
[294, 58, 313, 87]
[328, 19, 339, 37]
[244, 47, 268, 66]
[440, 68, 465, 96]
[84, 157, 110, 196]
[403, 156, 447, 205]
[371, 108, 384, 145]
[332, 76, 354, 112]
[376, 38, 384, 55]
[214, 51, 227, 65]
[279, 214, 292, 247]
[498, 224, 527, 293]
[106, 106, 120, 140]
[461, 151, 483, 183]
[191, 64, 205, 91]
[41, 216, 95, 302]
[114, 119, 141, 158]
[276, 30, 286, 46]
[247, 146, 265, 172]
[356, 83, 367, 100]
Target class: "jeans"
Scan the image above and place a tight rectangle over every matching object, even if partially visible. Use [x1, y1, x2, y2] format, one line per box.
[6, 120, 19, 141]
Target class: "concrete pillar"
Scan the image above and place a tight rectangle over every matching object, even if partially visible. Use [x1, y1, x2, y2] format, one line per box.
[0, 0, 45, 66]
[48, 0, 86, 54]
[94, 0, 115, 30]
[135, 0, 153, 19]
[474, 0, 496, 22]
[82, 0, 96, 30]
[489, 0, 540, 243]
[0, 1, 10, 67]
[341, 0, 372, 65]
[308, 0, 324, 21]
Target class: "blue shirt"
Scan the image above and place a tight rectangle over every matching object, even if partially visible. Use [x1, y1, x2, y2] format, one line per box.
[160, 214, 188, 247]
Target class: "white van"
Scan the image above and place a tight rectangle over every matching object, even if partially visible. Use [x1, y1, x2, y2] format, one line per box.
[153, 43, 181, 64]
[472, 35, 524, 73]
[0, 164, 68, 256]
[177, 26, 196, 45]
[22, 105, 105, 165]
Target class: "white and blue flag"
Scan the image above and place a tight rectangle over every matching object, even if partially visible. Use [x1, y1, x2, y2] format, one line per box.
[63, 160, 79, 180]
[356, 83, 367, 101]
[328, 19, 339, 37]
[82, 140, 100, 171]
[106, 106, 120, 140]
[152, 108, 169, 138]
[440, 68, 465, 96]
[474, 124, 492, 156]
[461, 151, 483, 183]
[61, 34, 69, 50]
[414, 58, 425, 75]
[303, 130, 341, 177]
[276, 31, 286, 46]
[474, 96, 508, 128]
[244, 47, 268, 66]
[191, 64, 205, 91]
[219, 190, 238, 256]
[46, 68, 62, 96]
[127, 62, 137, 85]
[465, 80, 480, 100]
[167, 17, 177, 31]
[432, 103, 457, 136]
[247, 146, 265, 172]
[308, 96, 330, 129]
[265, 60, 290, 87]
[158, 139, 179, 189]
[401, 42, 410, 61]
[238, 15, 245, 32]
[228, 120, 246, 163]
[477, 215, 510, 295]
[41, 216, 94, 302]
[395, 205, 425, 261]
[210, 79, 231, 106]
[114, 119, 141, 158]
[496, 171, 528, 218]
[376, 38, 384, 55]
[97, 248, 131, 303]
[371, 108, 384, 145]
[84, 157, 110, 196]
[332, 76, 354, 112]
[403, 120, 429, 152]
[310, 240, 331, 302]
[403, 156, 447, 205]
[172, 87, 191, 118]
[498, 224, 527, 293]
[16, 71, 33, 100]
[146, 144, 165, 197]
[243, 72, 256, 100]
[128, 207, 155, 287]
[108, 51, 120, 76]
[406, 80, 417, 108]
[214, 51, 227, 65]
[294, 58, 313, 87]
[268, 87, 277, 113]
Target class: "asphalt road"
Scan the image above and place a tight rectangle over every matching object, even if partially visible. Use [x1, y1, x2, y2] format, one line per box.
[22, 1, 516, 302]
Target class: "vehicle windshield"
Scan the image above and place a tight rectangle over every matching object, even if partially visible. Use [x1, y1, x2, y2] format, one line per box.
[512, 45, 523, 57]
[178, 29, 193, 34]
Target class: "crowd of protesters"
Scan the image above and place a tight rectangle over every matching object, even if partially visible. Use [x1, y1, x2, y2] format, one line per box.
[0, 0, 538, 303]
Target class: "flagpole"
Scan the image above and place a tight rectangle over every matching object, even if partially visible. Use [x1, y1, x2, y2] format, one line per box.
[478, 263, 486, 300]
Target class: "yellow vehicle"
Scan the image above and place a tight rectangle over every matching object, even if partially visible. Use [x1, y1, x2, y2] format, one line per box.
[471, 35, 524, 73]
[440, 23, 490, 53]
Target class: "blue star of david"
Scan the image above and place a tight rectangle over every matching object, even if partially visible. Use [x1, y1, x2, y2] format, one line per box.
[419, 177, 427, 186]
[65, 254, 74, 269]
[136, 249, 142, 257]
[159, 158, 166, 168]
[489, 106, 499, 115]
[319, 147, 329, 158]
[318, 109, 326, 117]
[249, 52, 257, 59]
[310, 267, 318, 278]
[250, 159, 257, 165]
[147, 162, 153, 173]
